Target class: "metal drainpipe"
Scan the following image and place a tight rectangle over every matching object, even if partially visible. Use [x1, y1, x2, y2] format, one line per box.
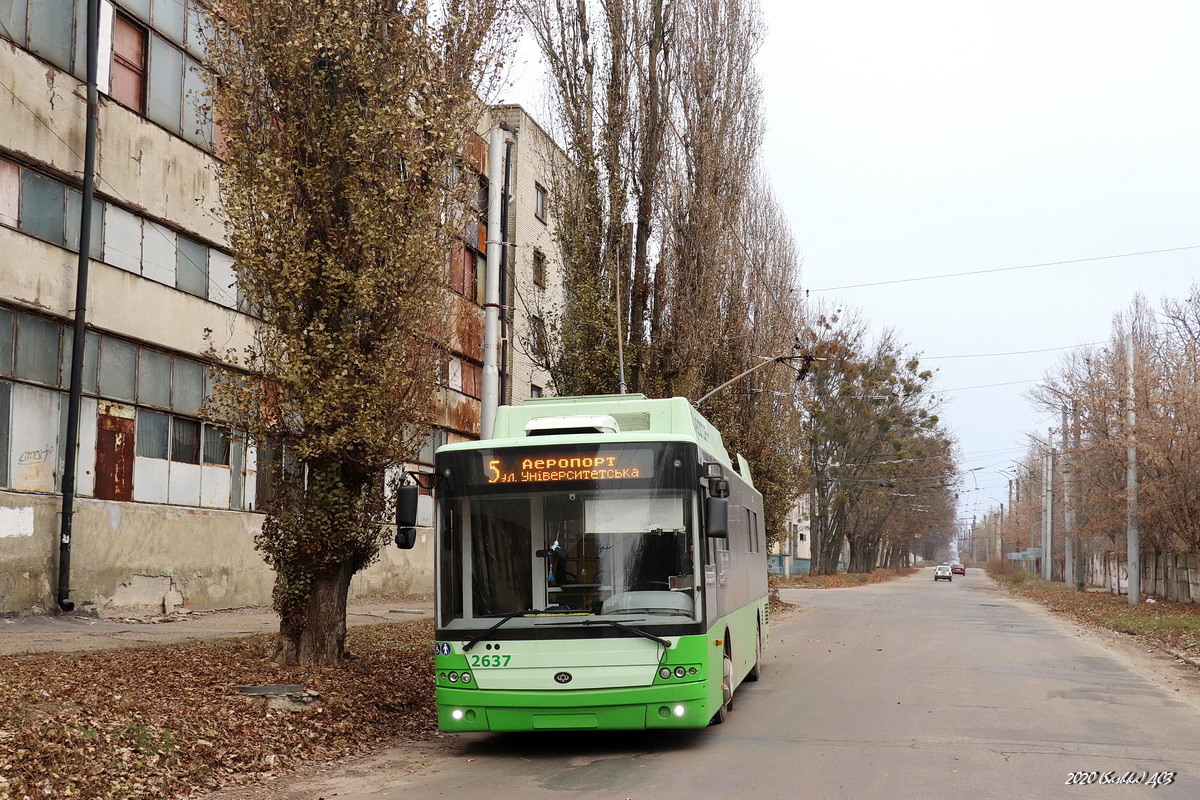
[480, 126, 504, 438]
[58, 0, 101, 612]
[498, 133, 515, 404]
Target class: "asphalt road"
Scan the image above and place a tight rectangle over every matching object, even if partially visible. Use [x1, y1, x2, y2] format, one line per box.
[219, 569, 1200, 800]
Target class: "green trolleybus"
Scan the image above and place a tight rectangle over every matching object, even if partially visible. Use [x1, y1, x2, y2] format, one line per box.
[397, 394, 769, 732]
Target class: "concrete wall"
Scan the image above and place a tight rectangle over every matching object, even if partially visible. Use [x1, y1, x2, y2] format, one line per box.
[0, 490, 434, 615]
[1086, 551, 1200, 603]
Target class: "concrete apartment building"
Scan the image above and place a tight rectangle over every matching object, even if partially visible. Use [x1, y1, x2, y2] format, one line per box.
[0, 2, 565, 616]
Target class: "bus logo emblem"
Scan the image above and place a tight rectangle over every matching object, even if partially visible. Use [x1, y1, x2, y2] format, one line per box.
[554, 672, 573, 684]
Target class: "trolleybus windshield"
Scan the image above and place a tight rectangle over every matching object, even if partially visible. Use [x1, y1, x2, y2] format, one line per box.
[436, 443, 702, 631]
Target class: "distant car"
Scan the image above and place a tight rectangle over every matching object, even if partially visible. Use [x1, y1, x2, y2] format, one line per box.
[951, 563, 966, 575]
[934, 565, 952, 581]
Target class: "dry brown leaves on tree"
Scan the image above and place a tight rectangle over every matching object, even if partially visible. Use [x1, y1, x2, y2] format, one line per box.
[0, 620, 434, 800]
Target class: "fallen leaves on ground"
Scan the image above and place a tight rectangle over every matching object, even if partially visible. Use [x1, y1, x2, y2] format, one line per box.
[770, 568, 915, 590]
[0, 620, 435, 800]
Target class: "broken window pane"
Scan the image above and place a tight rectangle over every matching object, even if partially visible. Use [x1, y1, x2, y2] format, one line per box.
[15, 314, 60, 385]
[136, 408, 169, 459]
[171, 416, 200, 464]
[28, 0, 73, 72]
[139, 348, 171, 407]
[99, 336, 136, 401]
[0, 1, 29, 47]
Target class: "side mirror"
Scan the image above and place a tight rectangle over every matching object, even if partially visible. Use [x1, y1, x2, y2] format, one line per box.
[396, 527, 417, 549]
[705, 495, 728, 539]
[395, 484, 419, 549]
[396, 484, 419, 527]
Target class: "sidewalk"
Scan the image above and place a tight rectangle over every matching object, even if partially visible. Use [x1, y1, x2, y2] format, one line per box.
[0, 596, 433, 656]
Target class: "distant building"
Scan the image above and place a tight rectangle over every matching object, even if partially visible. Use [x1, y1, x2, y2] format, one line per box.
[0, 3, 565, 615]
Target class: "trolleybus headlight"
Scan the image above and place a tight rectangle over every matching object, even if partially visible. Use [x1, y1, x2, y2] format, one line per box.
[448, 671, 459, 682]
[659, 667, 672, 680]
[673, 705, 686, 717]
[451, 709, 464, 721]
[674, 666, 686, 678]
[460, 672, 472, 684]
[688, 667, 698, 676]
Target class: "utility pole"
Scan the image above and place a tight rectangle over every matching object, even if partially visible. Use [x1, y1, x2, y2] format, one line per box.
[1126, 331, 1140, 605]
[1041, 439, 1054, 582]
[1061, 405, 1075, 591]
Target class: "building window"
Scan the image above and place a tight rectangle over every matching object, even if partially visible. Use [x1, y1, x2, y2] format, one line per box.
[460, 360, 482, 400]
[2, 0, 98, 80]
[532, 248, 546, 288]
[0, 303, 252, 508]
[176, 234, 208, 297]
[203, 424, 230, 465]
[14, 313, 61, 386]
[529, 315, 545, 360]
[112, 13, 147, 113]
[534, 183, 547, 222]
[5, 161, 102, 258]
[530, 384, 543, 399]
[451, 244, 479, 303]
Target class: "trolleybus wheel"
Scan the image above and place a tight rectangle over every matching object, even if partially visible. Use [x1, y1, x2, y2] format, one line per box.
[746, 619, 762, 682]
[712, 645, 734, 724]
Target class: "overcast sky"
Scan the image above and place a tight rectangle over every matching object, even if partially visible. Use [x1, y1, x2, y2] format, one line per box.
[500, 1, 1200, 523]
[756, 0, 1200, 520]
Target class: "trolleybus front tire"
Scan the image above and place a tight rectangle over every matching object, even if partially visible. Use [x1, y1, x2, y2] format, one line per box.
[712, 647, 734, 724]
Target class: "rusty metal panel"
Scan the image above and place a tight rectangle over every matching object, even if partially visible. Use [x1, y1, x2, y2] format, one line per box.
[448, 394, 480, 437]
[453, 296, 485, 361]
[200, 464, 231, 508]
[9, 384, 60, 492]
[133, 455, 169, 503]
[94, 400, 134, 501]
[465, 132, 488, 175]
[168, 461, 202, 506]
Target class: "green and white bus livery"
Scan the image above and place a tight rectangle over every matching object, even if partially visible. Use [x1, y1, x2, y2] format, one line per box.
[396, 394, 769, 732]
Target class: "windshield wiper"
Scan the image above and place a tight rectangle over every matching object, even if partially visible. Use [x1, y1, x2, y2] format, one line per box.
[463, 609, 534, 652]
[538, 618, 672, 648]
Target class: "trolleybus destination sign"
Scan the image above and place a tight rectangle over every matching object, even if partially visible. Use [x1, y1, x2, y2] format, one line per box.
[484, 449, 656, 485]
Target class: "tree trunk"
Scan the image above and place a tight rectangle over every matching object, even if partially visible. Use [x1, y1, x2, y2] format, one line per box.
[272, 559, 356, 666]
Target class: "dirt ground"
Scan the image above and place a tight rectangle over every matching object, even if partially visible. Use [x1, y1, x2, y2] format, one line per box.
[0, 597, 433, 656]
